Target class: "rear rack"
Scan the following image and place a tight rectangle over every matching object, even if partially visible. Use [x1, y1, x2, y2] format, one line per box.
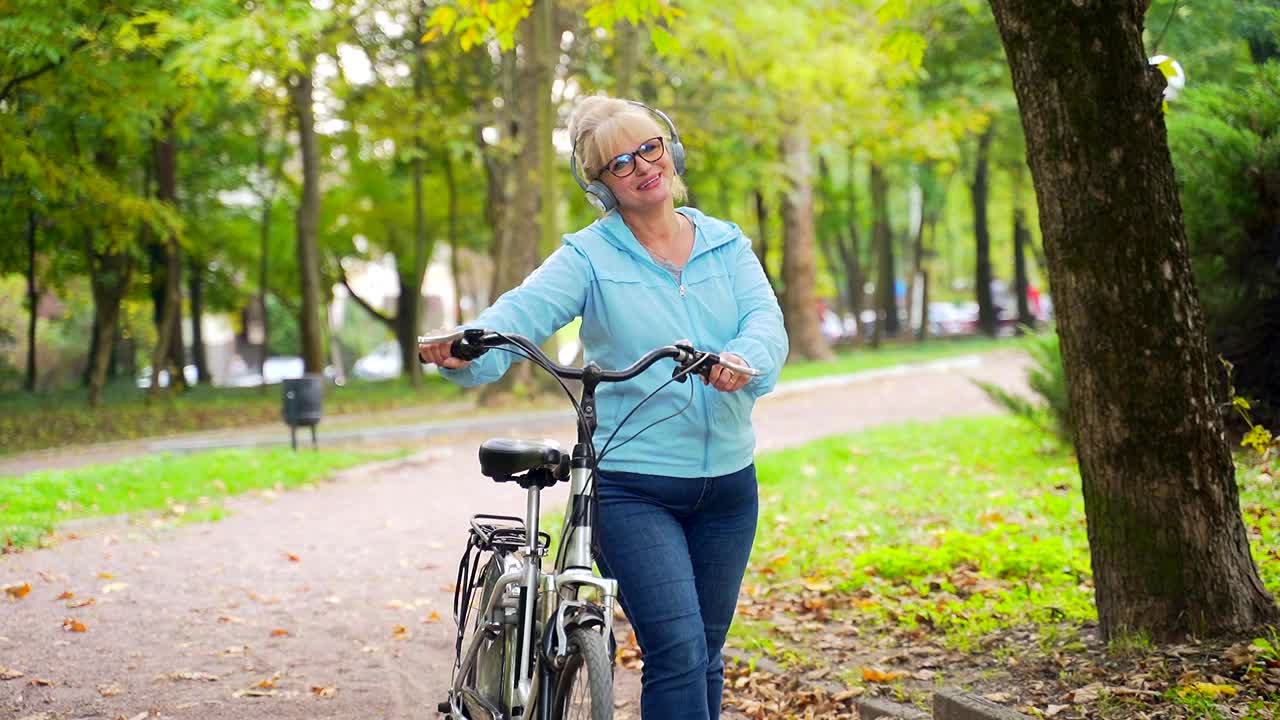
[470, 514, 551, 554]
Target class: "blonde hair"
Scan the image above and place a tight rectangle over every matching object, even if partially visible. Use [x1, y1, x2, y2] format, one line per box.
[568, 95, 688, 204]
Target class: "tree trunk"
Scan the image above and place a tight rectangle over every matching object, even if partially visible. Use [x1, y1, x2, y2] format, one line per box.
[841, 148, 864, 337]
[444, 150, 464, 325]
[779, 128, 833, 362]
[405, 7, 431, 387]
[971, 126, 997, 337]
[1012, 165, 1035, 332]
[870, 160, 898, 343]
[85, 229, 133, 408]
[291, 61, 326, 374]
[188, 255, 209, 384]
[485, 0, 555, 398]
[988, 0, 1279, 640]
[24, 210, 37, 392]
[612, 19, 639, 98]
[753, 189, 774, 291]
[149, 119, 184, 400]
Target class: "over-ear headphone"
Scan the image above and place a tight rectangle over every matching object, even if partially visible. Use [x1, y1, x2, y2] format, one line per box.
[570, 100, 686, 213]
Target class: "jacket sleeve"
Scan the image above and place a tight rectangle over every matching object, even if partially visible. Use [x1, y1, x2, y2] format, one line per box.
[721, 236, 789, 398]
[437, 243, 589, 387]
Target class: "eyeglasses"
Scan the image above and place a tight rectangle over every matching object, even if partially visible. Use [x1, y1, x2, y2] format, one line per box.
[599, 137, 665, 179]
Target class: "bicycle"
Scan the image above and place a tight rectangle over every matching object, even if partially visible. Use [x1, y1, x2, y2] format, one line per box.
[419, 327, 761, 720]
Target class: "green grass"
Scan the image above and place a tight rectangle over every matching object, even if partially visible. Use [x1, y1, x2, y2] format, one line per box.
[777, 336, 1016, 383]
[739, 415, 1280, 651]
[0, 447, 392, 548]
[0, 375, 464, 455]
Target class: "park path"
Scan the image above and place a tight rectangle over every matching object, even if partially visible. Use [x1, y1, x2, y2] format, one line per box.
[1, 350, 1028, 720]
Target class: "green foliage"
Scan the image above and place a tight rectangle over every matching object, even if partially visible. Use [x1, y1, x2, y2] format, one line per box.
[0, 447, 392, 548]
[975, 329, 1071, 446]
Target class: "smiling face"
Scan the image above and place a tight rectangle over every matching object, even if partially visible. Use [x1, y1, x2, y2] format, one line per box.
[573, 100, 687, 213]
[597, 129, 675, 211]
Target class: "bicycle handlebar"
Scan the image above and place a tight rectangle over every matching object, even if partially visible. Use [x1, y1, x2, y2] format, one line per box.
[416, 328, 761, 382]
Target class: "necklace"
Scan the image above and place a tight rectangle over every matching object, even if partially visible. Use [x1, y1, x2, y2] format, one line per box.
[643, 213, 691, 268]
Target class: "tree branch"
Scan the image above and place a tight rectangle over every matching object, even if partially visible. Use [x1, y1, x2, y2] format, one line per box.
[0, 21, 104, 103]
[340, 269, 395, 329]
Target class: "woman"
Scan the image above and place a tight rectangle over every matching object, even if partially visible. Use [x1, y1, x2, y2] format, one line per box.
[418, 95, 788, 720]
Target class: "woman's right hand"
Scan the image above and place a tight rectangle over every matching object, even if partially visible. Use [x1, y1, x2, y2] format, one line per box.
[418, 329, 472, 370]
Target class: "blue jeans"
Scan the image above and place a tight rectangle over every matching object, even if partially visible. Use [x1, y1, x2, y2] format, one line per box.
[595, 463, 759, 720]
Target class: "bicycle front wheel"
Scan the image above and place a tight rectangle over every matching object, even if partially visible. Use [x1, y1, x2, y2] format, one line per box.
[551, 626, 614, 720]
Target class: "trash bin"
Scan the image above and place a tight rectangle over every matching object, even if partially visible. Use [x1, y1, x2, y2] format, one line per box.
[282, 375, 324, 449]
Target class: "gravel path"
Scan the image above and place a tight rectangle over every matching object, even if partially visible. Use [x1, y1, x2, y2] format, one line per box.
[1, 350, 1028, 720]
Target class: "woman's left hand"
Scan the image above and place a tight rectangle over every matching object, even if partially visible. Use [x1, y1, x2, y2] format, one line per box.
[705, 352, 752, 393]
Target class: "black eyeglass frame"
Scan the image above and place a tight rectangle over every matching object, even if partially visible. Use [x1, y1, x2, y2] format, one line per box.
[596, 137, 666, 180]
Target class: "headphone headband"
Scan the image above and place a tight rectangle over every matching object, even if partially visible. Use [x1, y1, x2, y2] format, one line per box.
[570, 100, 686, 212]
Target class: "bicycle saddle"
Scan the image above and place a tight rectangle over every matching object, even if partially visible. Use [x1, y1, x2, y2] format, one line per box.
[478, 438, 564, 479]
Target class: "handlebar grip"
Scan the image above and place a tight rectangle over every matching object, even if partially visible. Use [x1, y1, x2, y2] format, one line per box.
[451, 338, 488, 361]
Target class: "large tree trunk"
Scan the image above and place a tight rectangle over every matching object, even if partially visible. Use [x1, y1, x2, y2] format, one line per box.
[403, 6, 431, 387]
[149, 119, 184, 400]
[484, 0, 555, 398]
[24, 210, 37, 392]
[779, 128, 833, 362]
[989, 0, 1279, 640]
[971, 126, 997, 337]
[291, 61, 326, 374]
[870, 161, 898, 343]
[612, 19, 639, 98]
[188, 256, 209, 384]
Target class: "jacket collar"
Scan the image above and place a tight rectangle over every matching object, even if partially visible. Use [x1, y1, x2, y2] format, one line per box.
[592, 207, 736, 267]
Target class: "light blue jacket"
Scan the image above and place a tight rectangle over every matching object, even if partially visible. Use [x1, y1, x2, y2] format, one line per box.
[440, 207, 789, 478]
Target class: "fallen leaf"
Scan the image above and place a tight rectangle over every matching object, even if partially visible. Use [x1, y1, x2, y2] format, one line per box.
[1070, 682, 1105, 703]
[97, 683, 123, 697]
[217, 615, 245, 624]
[1178, 682, 1237, 699]
[4, 583, 31, 599]
[832, 687, 866, 701]
[167, 671, 219, 682]
[392, 624, 409, 640]
[122, 712, 148, 720]
[862, 667, 907, 683]
[255, 675, 278, 689]
[423, 611, 441, 624]
[269, 629, 290, 638]
[68, 597, 96, 609]
[311, 685, 337, 698]
[56, 591, 74, 601]
[386, 599, 406, 610]
[62, 617, 88, 632]
[981, 692, 1011, 703]
[1045, 704, 1069, 717]
[232, 688, 278, 698]
[285, 553, 301, 562]
[96, 572, 115, 580]
[101, 582, 129, 593]
[1, 668, 25, 680]
[29, 678, 54, 687]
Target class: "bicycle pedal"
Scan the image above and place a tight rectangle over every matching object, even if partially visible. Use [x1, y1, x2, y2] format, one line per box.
[436, 699, 451, 714]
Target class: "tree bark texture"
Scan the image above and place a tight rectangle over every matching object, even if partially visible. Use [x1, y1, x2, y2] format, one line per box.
[971, 126, 997, 337]
[85, 230, 133, 408]
[405, 9, 430, 387]
[25, 210, 37, 391]
[149, 120, 184, 399]
[988, 0, 1278, 640]
[779, 129, 833, 362]
[870, 161, 898, 342]
[291, 62, 326, 375]
[753, 189, 774, 291]
[1012, 174, 1035, 332]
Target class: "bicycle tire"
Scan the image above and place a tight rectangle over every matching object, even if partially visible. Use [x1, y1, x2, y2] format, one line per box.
[550, 626, 614, 720]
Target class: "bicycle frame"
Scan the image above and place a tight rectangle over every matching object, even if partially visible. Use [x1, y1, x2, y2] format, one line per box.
[447, 369, 618, 720]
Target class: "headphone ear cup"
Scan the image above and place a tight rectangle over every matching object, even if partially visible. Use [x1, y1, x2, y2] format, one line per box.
[670, 141, 687, 176]
[585, 180, 617, 212]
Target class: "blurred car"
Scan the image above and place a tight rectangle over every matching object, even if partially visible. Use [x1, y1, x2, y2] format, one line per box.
[352, 341, 403, 381]
[927, 302, 976, 337]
